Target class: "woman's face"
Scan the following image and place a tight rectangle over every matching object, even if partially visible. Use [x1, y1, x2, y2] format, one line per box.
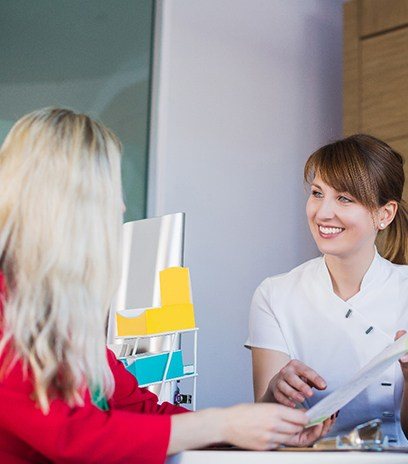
[306, 175, 377, 259]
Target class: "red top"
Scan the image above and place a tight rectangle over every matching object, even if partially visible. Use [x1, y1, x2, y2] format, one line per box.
[0, 274, 187, 464]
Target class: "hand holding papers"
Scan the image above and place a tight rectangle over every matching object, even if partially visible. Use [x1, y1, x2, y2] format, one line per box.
[306, 333, 408, 426]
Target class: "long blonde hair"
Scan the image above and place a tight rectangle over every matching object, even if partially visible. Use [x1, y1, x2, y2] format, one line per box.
[304, 134, 407, 265]
[0, 108, 123, 412]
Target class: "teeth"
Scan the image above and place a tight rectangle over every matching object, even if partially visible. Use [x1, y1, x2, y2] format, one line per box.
[319, 226, 343, 235]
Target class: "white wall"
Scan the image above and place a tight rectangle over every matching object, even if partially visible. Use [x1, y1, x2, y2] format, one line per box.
[149, 0, 343, 408]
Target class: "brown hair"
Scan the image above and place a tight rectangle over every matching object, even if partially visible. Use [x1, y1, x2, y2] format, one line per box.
[304, 134, 407, 265]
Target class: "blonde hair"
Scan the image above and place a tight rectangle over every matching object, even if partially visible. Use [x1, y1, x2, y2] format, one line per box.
[0, 108, 123, 412]
[304, 134, 407, 265]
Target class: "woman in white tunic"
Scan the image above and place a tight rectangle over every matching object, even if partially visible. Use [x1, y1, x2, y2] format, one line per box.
[246, 134, 408, 445]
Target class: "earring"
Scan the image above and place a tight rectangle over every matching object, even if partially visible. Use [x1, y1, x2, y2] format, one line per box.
[380, 222, 385, 229]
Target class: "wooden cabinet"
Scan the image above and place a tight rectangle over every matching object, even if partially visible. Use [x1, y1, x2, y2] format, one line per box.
[361, 0, 408, 36]
[361, 28, 408, 140]
[344, 0, 408, 202]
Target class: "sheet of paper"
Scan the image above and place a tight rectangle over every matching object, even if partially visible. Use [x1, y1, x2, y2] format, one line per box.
[306, 333, 408, 426]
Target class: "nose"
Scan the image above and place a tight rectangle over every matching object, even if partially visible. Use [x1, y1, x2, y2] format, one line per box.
[315, 198, 336, 221]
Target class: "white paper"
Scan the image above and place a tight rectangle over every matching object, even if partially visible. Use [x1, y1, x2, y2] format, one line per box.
[306, 334, 408, 426]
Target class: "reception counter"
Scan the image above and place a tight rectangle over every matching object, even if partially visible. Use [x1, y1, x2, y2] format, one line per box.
[167, 449, 408, 463]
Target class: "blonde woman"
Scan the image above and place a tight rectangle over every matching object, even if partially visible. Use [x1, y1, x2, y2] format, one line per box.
[0, 108, 332, 463]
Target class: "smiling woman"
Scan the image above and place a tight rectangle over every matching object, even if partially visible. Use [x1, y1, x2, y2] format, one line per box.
[246, 134, 408, 446]
[305, 134, 407, 265]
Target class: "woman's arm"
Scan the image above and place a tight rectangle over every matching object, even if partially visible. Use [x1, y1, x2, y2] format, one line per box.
[0, 384, 313, 461]
[168, 403, 310, 453]
[0, 349, 330, 461]
[250, 347, 335, 447]
[248, 283, 325, 406]
[251, 347, 290, 402]
[168, 402, 337, 453]
[251, 347, 326, 407]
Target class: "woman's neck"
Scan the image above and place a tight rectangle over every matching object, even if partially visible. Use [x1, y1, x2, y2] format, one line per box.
[324, 246, 376, 301]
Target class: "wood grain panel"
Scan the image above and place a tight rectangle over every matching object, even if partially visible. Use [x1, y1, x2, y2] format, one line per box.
[344, 0, 360, 135]
[388, 137, 408, 202]
[361, 0, 408, 36]
[361, 28, 408, 140]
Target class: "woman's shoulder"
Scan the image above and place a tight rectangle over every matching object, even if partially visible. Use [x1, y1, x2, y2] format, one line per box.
[379, 255, 408, 279]
[376, 256, 408, 297]
[389, 262, 408, 282]
[256, 256, 323, 295]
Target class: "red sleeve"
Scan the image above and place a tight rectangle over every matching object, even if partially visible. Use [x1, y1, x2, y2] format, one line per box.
[108, 349, 189, 416]
[0, 349, 188, 463]
[0, 386, 171, 464]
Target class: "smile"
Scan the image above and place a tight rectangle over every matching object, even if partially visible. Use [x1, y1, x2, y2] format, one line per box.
[318, 225, 345, 236]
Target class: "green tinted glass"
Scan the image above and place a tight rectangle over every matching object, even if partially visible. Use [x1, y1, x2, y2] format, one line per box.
[0, 0, 154, 221]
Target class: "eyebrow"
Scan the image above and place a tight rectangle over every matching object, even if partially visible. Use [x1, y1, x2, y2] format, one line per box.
[311, 183, 354, 198]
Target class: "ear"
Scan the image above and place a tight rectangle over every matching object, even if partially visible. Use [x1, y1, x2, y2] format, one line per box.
[377, 201, 398, 230]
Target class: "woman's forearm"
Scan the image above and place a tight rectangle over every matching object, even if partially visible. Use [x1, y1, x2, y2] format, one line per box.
[168, 408, 223, 455]
[167, 403, 310, 455]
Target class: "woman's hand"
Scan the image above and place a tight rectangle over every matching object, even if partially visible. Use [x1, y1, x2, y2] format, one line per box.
[286, 414, 337, 447]
[267, 359, 327, 408]
[220, 403, 309, 450]
[395, 330, 408, 382]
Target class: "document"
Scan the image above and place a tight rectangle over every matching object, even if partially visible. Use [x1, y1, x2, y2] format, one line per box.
[306, 334, 408, 426]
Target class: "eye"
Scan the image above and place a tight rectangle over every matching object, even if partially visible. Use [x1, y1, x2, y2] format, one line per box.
[338, 195, 353, 203]
[311, 189, 323, 198]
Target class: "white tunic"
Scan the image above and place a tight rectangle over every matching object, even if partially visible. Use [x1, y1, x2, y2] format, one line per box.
[246, 251, 408, 445]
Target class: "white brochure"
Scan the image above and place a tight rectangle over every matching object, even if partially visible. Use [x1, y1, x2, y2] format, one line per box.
[306, 333, 408, 426]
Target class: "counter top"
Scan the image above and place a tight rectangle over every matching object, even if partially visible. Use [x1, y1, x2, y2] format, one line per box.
[167, 449, 408, 463]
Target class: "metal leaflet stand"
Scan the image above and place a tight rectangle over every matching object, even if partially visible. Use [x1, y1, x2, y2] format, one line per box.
[117, 328, 198, 409]
[156, 328, 197, 410]
[107, 213, 195, 406]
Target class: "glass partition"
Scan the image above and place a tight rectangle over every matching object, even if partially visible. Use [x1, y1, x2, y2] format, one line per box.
[0, 0, 154, 221]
